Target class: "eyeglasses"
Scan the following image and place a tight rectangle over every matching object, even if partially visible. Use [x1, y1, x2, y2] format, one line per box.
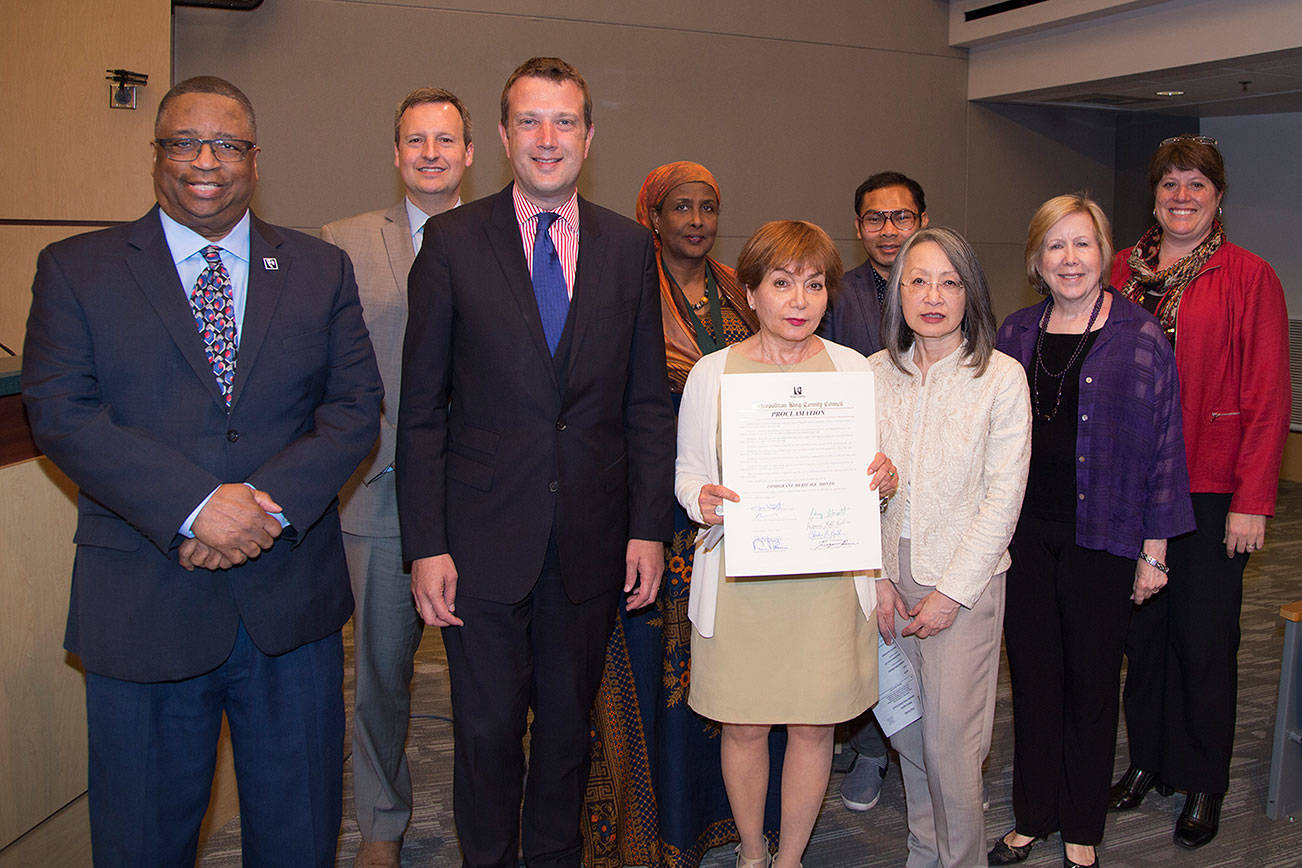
[1160, 134, 1219, 148]
[902, 276, 964, 295]
[859, 209, 918, 232]
[154, 137, 257, 162]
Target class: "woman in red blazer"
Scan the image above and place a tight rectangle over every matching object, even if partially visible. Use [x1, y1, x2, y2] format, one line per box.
[1107, 134, 1290, 850]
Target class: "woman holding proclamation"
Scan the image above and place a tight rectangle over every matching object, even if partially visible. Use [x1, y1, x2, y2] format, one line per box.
[676, 219, 896, 868]
[1108, 135, 1290, 849]
[991, 194, 1194, 868]
[584, 162, 762, 868]
[871, 227, 1031, 868]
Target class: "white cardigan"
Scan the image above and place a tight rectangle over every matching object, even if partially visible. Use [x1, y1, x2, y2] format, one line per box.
[675, 341, 878, 638]
[869, 346, 1031, 608]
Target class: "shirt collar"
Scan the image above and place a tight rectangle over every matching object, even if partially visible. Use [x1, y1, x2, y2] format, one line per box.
[405, 196, 460, 244]
[511, 184, 579, 231]
[158, 207, 251, 265]
[404, 197, 433, 238]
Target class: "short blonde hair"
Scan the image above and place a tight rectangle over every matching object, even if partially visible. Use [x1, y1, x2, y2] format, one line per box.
[1025, 193, 1114, 295]
[736, 220, 844, 303]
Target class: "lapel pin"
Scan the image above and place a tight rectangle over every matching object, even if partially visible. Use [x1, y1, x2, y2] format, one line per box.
[262, 257, 279, 270]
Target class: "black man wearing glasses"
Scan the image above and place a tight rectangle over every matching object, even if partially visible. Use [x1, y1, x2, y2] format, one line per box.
[22, 76, 380, 864]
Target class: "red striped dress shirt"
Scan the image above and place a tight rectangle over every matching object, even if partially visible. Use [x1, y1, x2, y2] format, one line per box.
[512, 185, 580, 299]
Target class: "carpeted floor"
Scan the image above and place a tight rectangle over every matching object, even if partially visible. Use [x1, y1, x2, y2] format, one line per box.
[199, 481, 1302, 866]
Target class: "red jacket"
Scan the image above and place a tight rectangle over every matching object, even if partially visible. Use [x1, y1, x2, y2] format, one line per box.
[1111, 241, 1290, 516]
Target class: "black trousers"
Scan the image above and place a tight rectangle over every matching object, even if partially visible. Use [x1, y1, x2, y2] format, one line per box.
[1122, 493, 1247, 794]
[441, 537, 621, 868]
[1005, 516, 1135, 845]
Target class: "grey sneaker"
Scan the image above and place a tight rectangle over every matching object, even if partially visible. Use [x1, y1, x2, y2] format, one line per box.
[840, 753, 887, 811]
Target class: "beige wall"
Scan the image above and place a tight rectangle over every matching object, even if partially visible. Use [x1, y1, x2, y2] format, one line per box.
[172, 0, 1115, 326]
[0, 0, 166, 355]
[0, 0, 171, 854]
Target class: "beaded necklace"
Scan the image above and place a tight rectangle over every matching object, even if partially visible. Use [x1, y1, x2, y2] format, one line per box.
[1032, 289, 1104, 422]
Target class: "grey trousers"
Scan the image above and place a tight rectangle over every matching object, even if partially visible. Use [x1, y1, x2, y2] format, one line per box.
[889, 538, 1005, 868]
[344, 532, 424, 842]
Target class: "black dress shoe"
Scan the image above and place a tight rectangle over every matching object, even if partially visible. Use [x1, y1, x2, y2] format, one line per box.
[1175, 791, 1222, 849]
[988, 830, 1040, 865]
[1107, 765, 1170, 810]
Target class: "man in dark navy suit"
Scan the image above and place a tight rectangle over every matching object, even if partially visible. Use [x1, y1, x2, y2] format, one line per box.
[22, 76, 381, 865]
[397, 57, 674, 867]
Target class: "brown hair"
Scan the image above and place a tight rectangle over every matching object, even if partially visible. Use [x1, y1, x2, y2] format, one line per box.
[500, 57, 592, 130]
[880, 227, 997, 377]
[736, 220, 844, 303]
[1148, 136, 1226, 194]
[1024, 193, 1114, 295]
[394, 87, 472, 145]
[156, 76, 256, 138]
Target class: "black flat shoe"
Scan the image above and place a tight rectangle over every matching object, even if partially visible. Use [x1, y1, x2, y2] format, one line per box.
[988, 830, 1040, 865]
[1107, 765, 1171, 810]
[1175, 791, 1222, 849]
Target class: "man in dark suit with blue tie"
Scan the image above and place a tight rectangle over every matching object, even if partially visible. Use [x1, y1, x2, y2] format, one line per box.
[396, 57, 675, 867]
[22, 76, 381, 865]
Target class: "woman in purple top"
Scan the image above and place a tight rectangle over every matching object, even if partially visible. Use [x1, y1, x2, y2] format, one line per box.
[989, 194, 1195, 868]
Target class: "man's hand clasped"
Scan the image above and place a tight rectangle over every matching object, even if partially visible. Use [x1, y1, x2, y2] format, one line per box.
[180, 483, 283, 571]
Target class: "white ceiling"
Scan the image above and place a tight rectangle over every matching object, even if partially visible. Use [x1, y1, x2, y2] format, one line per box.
[993, 46, 1302, 116]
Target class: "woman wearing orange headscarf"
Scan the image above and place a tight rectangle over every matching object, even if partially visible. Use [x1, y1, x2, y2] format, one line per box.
[635, 161, 759, 390]
[582, 162, 764, 868]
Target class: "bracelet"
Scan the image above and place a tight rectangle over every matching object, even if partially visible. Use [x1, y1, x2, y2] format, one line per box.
[1139, 550, 1169, 574]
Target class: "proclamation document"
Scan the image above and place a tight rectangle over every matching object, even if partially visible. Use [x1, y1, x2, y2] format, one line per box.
[719, 371, 881, 576]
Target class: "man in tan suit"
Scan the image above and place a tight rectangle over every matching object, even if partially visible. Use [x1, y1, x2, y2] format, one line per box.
[321, 86, 474, 868]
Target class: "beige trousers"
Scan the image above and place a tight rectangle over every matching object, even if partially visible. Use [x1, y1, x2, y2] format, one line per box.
[888, 538, 1005, 868]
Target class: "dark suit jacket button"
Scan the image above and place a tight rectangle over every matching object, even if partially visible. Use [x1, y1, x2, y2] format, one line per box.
[548, 480, 559, 492]
[226, 430, 239, 442]
[555, 419, 566, 431]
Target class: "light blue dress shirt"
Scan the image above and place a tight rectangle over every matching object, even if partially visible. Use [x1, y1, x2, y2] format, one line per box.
[404, 198, 432, 255]
[405, 196, 462, 254]
[159, 208, 252, 341]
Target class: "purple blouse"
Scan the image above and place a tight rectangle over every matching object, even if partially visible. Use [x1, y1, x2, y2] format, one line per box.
[997, 290, 1195, 558]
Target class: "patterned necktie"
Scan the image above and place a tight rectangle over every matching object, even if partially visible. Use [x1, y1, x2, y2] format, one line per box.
[531, 212, 569, 355]
[190, 245, 238, 405]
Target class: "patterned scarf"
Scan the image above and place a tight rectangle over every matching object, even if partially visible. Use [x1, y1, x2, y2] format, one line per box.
[1119, 220, 1224, 339]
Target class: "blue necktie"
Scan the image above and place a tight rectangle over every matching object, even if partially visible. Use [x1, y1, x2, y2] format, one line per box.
[531, 212, 569, 355]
